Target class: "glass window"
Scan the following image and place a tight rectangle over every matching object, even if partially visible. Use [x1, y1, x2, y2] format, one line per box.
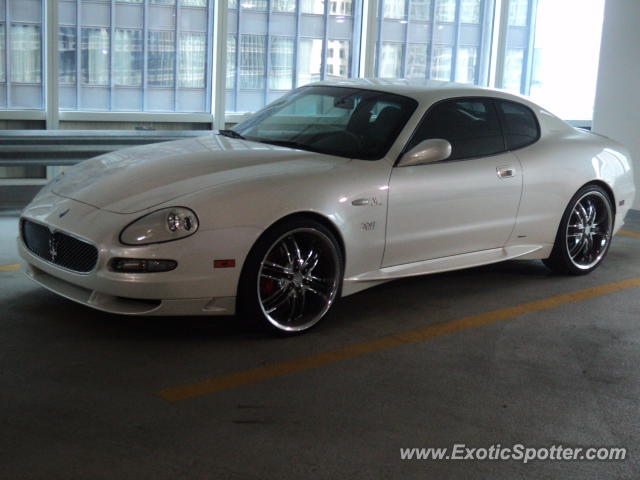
[528, 0, 605, 120]
[499, 0, 532, 94]
[81, 28, 110, 86]
[239, 34, 265, 89]
[503, 48, 524, 92]
[409, 0, 431, 21]
[435, 0, 456, 22]
[11, 24, 42, 83]
[330, 0, 352, 15]
[301, 0, 325, 14]
[240, 0, 267, 9]
[496, 100, 539, 150]
[500, 0, 604, 119]
[226, 35, 236, 89]
[376, 0, 490, 82]
[298, 38, 323, 85]
[431, 45, 452, 80]
[269, 36, 294, 90]
[179, 32, 206, 88]
[408, 98, 504, 160]
[326, 40, 350, 79]
[114, 30, 143, 87]
[406, 44, 428, 79]
[274, 0, 296, 12]
[232, 86, 418, 160]
[226, 0, 359, 113]
[384, 0, 405, 19]
[59, 27, 76, 85]
[379, 43, 403, 78]
[460, 0, 480, 23]
[1, 1, 44, 110]
[148, 31, 176, 87]
[455, 46, 477, 84]
[58, 0, 211, 112]
[508, 0, 529, 26]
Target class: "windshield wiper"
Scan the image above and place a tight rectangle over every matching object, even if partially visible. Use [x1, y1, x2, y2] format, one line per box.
[218, 129, 246, 140]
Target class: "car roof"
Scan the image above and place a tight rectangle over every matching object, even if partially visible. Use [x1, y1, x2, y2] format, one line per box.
[307, 78, 571, 135]
[308, 78, 540, 108]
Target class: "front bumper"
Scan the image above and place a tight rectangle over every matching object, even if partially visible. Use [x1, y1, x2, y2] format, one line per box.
[23, 262, 235, 316]
[17, 192, 254, 316]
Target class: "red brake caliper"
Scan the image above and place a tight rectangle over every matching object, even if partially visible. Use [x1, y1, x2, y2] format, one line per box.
[261, 253, 278, 298]
[260, 277, 277, 298]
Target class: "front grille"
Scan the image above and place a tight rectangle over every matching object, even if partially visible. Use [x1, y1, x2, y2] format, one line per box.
[21, 219, 98, 273]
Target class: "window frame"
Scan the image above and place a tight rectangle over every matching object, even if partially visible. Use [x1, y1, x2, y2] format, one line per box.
[224, 0, 362, 115]
[232, 84, 420, 161]
[54, 0, 213, 113]
[0, 0, 563, 131]
[0, 0, 219, 126]
[374, 0, 492, 86]
[398, 95, 510, 164]
[494, 97, 540, 151]
[494, 0, 537, 95]
[0, 0, 46, 110]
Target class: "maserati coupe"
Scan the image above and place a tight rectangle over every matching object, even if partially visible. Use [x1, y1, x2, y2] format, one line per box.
[18, 80, 636, 333]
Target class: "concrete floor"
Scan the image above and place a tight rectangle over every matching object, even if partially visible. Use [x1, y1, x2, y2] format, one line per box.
[1, 211, 640, 479]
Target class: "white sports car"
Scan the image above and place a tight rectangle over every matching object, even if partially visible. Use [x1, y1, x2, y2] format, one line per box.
[19, 80, 636, 333]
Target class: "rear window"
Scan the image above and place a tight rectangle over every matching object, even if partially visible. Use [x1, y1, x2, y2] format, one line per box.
[497, 100, 540, 150]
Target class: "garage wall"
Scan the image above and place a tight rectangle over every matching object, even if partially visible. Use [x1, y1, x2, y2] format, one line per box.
[592, 0, 640, 209]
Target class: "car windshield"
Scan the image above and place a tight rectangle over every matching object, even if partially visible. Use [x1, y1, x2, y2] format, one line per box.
[230, 86, 418, 160]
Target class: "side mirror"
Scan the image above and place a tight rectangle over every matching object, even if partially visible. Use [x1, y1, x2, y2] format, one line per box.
[397, 139, 452, 167]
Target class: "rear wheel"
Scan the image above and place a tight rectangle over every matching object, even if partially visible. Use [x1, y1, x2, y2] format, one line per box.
[238, 218, 343, 334]
[543, 185, 613, 275]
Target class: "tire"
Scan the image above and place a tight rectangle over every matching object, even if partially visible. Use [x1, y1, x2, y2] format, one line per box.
[543, 184, 614, 275]
[237, 217, 343, 334]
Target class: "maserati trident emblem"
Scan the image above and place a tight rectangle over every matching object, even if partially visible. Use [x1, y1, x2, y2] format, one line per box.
[59, 208, 70, 218]
[48, 235, 58, 262]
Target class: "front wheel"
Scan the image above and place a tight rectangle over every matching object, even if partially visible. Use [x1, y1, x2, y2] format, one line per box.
[238, 218, 343, 334]
[543, 185, 613, 275]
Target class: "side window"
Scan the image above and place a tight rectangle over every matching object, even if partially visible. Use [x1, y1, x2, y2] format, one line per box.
[496, 100, 540, 150]
[406, 98, 505, 161]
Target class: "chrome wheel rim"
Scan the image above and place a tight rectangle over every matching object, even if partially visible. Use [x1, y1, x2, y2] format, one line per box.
[257, 228, 340, 331]
[565, 191, 612, 270]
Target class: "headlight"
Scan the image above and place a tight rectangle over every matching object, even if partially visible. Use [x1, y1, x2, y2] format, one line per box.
[120, 207, 199, 245]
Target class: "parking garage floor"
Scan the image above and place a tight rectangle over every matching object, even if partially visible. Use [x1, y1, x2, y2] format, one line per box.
[1, 210, 640, 479]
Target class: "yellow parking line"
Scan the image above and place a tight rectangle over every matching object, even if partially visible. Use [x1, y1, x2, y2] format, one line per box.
[0, 263, 20, 272]
[619, 230, 640, 238]
[158, 276, 640, 402]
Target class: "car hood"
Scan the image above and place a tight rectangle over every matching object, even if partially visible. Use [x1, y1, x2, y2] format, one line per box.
[51, 134, 350, 214]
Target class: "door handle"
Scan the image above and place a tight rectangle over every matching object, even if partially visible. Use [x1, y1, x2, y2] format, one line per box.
[496, 166, 515, 178]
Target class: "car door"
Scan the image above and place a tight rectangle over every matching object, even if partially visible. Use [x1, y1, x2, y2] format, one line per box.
[383, 97, 523, 267]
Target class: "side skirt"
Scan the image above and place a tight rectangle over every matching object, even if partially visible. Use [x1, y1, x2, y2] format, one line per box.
[341, 245, 546, 296]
